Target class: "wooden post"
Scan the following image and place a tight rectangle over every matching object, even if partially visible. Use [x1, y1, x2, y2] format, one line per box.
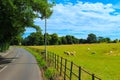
[50, 52, 51, 65]
[47, 52, 49, 66]
[57, 55, 59, 70]
[60, 57, 63, 76]
[64, 59, 67, 80]
[70, 62, 73, 80]
[52, 53, 54, 64]
[78, 66, 81, 80]
[92, 74, 95, 80]
[55, 54, 56, 68]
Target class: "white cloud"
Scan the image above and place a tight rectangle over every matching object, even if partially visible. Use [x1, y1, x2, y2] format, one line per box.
[31, 1, 120, 39]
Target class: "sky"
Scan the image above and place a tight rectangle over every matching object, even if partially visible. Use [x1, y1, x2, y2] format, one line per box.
[24, 0, 120, 40]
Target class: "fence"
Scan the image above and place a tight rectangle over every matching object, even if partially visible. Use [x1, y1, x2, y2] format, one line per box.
[31, 48, 101, 80]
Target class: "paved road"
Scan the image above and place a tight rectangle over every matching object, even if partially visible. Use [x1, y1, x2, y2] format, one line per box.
[0, 48, 43, 80]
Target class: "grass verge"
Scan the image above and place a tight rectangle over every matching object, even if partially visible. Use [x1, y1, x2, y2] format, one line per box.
[23, 47, 59, 80]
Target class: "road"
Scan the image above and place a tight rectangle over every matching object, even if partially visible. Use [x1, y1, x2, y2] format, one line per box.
[0, 48, 43, 80]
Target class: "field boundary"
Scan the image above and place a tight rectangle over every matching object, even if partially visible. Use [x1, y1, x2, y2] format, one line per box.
[30, 48, 101, 80]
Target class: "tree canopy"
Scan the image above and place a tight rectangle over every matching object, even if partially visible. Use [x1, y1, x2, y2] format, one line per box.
[87, 33, 97, 43]
[16, 32, 120, 46]
[0, 0, 53, 52]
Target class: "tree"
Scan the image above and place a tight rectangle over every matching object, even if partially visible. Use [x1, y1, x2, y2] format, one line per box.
[112, 39, 119, 43]
[65, 35, 73, 44]
[79, 39, 87, 44]
[87, 33, 97, 43]
[61, 36, 67, 44]
[104, 37, 111, 43]
[0, 0, 53, 52]
[45, 33, 52, 45]
[10, 34, 23, 45]
[50, 33, 59, 45]
[22, 32, 44, 45]
[71, 36, 79, 44]
[97, 36, 104, 43]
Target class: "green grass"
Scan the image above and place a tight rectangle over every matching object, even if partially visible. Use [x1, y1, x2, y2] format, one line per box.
[28, 43, 120, 80]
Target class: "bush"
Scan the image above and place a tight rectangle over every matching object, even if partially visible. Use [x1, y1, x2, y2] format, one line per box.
[44, 67, 57, 80]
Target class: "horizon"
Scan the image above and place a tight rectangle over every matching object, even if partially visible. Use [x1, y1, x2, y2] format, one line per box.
[23, 0, 120, 40]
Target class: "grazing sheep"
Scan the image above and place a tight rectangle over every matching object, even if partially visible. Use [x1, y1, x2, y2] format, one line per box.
[64, 51, 76, 56]
[64, 51, 67, 55]
[70, 52, 74, 56]
[87, 48, 90, 51]
[64, 51, 70, 55]
[70, 51, 76, 56]
[109, 51, 113, 54]
[91, 51, 96, 54]
[67, 51, 70, 55]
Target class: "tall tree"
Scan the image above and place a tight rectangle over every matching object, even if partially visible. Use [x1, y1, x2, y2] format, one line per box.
[104, 37, 111, 43]
[10, 34, 23, 45]
[22, 32, 44, 45]
[97, 36, 104, 43]
[61, 36, 67, 44]
[50, 33, 59, 45]
[79, 39, 87, 44]
[0, 0, 53, 52]
[65, 35, 73, 44]
[87, 33, 97, 43]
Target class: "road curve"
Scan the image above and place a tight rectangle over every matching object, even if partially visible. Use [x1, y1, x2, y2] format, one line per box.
[0, 48, 43, 80]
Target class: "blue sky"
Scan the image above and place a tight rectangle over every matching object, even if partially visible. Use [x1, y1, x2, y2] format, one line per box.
[24, 0, 120, 40]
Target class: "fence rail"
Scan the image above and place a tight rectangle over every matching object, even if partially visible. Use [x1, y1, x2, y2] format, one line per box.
[30, 48, 101, 80]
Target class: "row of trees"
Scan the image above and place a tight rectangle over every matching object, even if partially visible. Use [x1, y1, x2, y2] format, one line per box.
[22, 32, 80, 45]
[11, 32, 120, 46]
[0, 0, 53, 52]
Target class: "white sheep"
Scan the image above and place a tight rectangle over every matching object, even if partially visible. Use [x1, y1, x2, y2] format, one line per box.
[87, 48, 90, 51]
[109, 51, 113, 54]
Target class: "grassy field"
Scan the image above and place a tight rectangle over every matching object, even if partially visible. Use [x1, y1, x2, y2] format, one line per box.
[28, 43, 120, 80]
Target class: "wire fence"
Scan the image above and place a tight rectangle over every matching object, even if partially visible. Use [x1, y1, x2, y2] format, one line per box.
[30, 48, 101, 80]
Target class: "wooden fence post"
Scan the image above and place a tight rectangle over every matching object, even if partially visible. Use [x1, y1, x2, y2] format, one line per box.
[70, 62, 73, 80]
[50, 53, 52, 65]
[92, 74, 95, 80]
[55, 54, 57, 68]
[78, 66, 81, 80]
[60, 57, 63, 76]
[47, 52, 49, 66]
[64, 59, 67, 80]
[57, 55, 59, 70]
[52, 53, 54, 64]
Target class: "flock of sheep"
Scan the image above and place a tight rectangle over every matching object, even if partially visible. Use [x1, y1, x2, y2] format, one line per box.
[64, 51, 76, 56]
[64, 47, 114, 56]
[87, 48, 113, 55]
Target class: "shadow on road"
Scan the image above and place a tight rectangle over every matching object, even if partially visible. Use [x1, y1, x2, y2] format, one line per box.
[0, 55, 37, 65]
[0, 55, 18, 65]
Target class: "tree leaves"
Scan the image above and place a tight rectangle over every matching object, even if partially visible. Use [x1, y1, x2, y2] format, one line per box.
[0, 0, 53, 52]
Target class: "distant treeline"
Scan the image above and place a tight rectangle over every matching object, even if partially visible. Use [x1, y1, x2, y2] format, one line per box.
[11, 32, 120, 45]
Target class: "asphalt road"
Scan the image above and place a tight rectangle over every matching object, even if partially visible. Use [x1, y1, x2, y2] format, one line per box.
[0, 48, 43, 80]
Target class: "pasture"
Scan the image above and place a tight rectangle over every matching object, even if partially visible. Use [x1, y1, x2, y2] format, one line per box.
[29, 43, 120, 80]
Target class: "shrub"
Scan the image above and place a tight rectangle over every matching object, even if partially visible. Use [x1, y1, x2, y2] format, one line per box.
[44, 67, 57, 80]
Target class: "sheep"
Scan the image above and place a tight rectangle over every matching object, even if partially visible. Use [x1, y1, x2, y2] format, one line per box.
[91, 51, 96, 54]
[87, 48, 90, 51]
[109, 51, 113, 54]
[64, 51, 70, 55]
[66, 51, 70, 55]
[70, 52, 74, 56]
[70, 51, 76, 56]
[64, 51, 76, 56]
